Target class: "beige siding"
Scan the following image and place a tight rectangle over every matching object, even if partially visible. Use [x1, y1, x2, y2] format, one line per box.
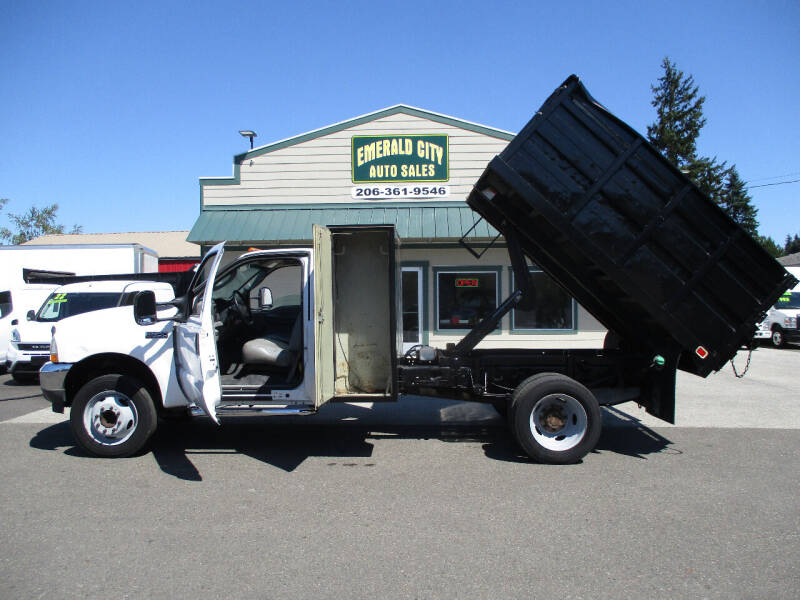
[202, 113, 509, 206]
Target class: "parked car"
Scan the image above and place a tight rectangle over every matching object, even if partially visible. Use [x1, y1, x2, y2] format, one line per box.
[754, 267, 800, 348]
[6, 280, 174, 382]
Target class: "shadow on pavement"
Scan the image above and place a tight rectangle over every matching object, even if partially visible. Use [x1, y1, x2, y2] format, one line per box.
[28, 405, 676, 481]
[598, 406, 676, 459]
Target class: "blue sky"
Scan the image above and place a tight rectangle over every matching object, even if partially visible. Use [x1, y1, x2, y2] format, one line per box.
[1, 0, 798, 244]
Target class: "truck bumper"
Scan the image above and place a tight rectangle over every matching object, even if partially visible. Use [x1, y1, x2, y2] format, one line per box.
[8, 355, 50, 375]
[784, 329, 800, 344]
[39, 362, 73, 413]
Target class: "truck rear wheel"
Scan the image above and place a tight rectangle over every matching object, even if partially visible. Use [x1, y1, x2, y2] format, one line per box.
[69, 374, 157, 458]
[510, 373, 601, 464]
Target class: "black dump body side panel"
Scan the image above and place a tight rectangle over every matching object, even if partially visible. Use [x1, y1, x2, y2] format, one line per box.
[467, 75, 797, 377]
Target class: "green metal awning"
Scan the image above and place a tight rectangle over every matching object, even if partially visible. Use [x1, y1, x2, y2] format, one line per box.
[187, 203, 499, 245]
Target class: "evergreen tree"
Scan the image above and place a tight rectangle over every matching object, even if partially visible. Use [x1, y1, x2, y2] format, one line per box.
[690, 156, 727, 203]
[757, 235, 783, 258]
[720, 166, 758, 235]
[647, 58, 760, 235]
[785, 234, 800, 254]
[647, 57, 707, 170]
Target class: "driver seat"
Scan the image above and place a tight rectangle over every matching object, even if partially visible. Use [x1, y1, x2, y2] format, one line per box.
[241, 314, 302, 371]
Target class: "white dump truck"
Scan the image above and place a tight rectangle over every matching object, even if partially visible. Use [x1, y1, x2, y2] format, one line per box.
[38, 76, 795, 463]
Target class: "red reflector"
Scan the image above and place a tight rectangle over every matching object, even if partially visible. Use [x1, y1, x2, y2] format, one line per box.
[695, 346, 709, 359]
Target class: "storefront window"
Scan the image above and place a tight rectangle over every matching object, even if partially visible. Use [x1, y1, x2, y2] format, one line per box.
[436, 270, 498, 330]
[512, 269, 574, 330]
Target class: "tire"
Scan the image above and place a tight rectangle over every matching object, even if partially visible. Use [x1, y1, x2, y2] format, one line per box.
[69, 374, 158, 458]
[771, 326, 785, 348]
[510, 373, 601, 465]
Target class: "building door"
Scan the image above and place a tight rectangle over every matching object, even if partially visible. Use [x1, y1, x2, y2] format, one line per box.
[401, 266, 423, 353]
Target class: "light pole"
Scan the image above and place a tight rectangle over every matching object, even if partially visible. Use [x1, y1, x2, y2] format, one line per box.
[239, 130, 257, 149]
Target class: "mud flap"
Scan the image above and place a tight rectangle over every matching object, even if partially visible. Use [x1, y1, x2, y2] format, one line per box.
[639, 355, 678, 424]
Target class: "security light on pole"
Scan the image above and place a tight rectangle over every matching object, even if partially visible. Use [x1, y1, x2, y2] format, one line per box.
[239, 130, 257, 149]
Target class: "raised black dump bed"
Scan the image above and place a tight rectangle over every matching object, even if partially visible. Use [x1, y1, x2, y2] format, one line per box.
[468, 75, 797, 377]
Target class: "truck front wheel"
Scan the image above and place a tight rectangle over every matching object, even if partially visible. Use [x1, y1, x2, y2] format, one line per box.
[510, 373, 601, 464]
[69, 374, 157, 458]
[771, 326, 786, 348]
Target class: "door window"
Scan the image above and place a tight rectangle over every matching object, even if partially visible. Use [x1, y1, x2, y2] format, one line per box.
[401, 267, 422, 351]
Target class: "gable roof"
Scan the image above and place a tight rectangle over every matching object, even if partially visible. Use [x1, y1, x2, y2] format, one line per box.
[226, 104, 515, 166]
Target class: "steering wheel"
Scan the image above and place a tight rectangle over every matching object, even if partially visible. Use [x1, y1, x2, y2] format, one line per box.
[231, 290, 253, 324]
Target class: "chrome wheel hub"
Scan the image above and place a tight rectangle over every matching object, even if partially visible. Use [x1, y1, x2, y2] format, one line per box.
[530, 393, 588, 451]
[84, 392, 138, 446]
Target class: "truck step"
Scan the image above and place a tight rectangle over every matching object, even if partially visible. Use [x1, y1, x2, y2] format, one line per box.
[190, 406, 317, 417]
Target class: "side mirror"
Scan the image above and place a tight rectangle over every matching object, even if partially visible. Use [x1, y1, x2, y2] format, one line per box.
[133, 290, 157, 325]
[26, 310, 35, 321]
[259, 287, 273, 309]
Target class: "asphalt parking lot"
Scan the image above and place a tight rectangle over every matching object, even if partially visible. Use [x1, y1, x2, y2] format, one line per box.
[1, 346, 798, 599]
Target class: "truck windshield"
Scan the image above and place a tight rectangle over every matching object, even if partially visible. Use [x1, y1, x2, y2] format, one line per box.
[36, 292, 121, 322]
[0, 291, 11, 319]
[775, 292, 800, 310]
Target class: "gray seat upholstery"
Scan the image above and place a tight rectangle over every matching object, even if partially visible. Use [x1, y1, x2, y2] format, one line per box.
[241, 312, 302, 370]
[241, 337, 293, 367]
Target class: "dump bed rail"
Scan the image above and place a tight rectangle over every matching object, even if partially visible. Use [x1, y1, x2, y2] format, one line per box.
[468, 75, 797, 376]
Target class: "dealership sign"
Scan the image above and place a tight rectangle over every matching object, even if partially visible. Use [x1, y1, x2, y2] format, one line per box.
[352, 134, 449, 183]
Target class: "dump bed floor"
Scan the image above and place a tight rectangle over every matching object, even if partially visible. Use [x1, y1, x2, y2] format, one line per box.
[468, 75, 797, 376]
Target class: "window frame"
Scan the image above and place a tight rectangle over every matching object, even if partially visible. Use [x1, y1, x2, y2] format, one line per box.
[400, 261, 429, 347]
[433, 265, 502, 334]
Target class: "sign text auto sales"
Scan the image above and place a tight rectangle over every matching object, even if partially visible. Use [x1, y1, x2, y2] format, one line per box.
[352, 134, 448, 183]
